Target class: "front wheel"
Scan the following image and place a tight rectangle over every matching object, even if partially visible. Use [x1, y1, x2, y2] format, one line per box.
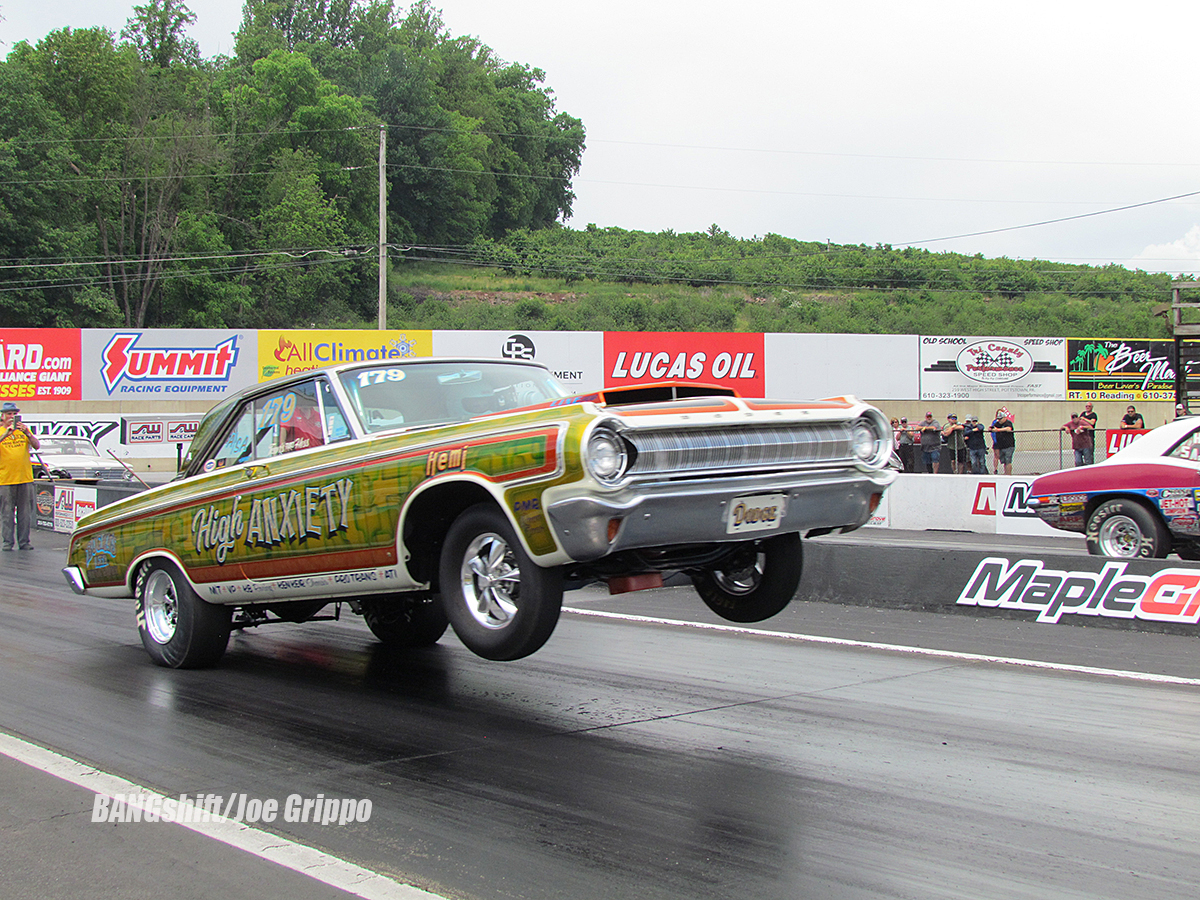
[359, 593, 448, 647]
[439, 504, 563, 661]
[136, 559, 232, 668]
[1085, 499, 1169, 559]
[691, 533, 803, 623]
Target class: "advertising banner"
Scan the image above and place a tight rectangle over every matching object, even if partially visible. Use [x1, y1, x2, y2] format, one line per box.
[258, 329, 432, 381]
[604, 332, 766, 396]
[431, 331, 605, 394]
[1105, 428, 1149, 457]
[764, 333, 918, 401]
[0, 329, 82, 401]
[53, 484, 97, 533]
[22, 415, 202, 472]
[866, 473, 1063, 537]
[1066, 339, 1180, 402]
[35, 483, 55, 530]
[920, 336, 1066, 402]
[81, 330, 258, 400]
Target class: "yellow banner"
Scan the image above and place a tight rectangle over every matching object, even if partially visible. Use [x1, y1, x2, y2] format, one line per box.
[257, 330, 432, 381]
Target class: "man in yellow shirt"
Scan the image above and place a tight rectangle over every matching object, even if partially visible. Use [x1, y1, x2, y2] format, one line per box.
[0, 401, 41, 551]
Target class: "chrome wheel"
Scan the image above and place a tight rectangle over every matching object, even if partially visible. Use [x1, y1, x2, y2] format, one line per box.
[711, 551, 766, 596]
[439, 504, 563, 660]
[460, 533, 521, 629]
[1097, 514, 1143, 557]
[142, 569, 179, 644]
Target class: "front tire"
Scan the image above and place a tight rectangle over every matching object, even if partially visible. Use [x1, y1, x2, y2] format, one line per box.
[136, 559, 232, 668]
[439, 504, 563, 661]
[359, 593, 448, 647]
[1085, 499, 1169, 558]
[691, 533, 803, 623]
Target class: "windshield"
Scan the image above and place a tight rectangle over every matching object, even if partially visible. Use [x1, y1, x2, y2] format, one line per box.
[38, 437, 101, 456]
[339, 362, 567, 433]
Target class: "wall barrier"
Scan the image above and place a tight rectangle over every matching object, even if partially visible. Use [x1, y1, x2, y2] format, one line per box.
[865, 473, 1064, 537]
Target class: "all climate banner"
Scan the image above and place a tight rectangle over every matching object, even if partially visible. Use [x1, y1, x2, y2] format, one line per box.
[257, 330, 433, 380]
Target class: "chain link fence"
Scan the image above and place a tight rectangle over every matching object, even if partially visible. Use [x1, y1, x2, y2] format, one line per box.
[898, 429, 1119, 476]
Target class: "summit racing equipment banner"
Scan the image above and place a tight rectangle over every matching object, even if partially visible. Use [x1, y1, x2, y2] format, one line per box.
[605, 332, 765, 397]
[1066, 339, 1181, 402]
[82, 330, 258, 400]
[920, 336, 1066, 401]
[0, 329, 81, 401]
[258, 330, 432, 380]
[957, 557, 1200, 625]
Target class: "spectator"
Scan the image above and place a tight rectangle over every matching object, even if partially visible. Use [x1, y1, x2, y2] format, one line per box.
[0, 401, 41, 551]
[989, 408, 1015, 475]
[963, 415, 988, 474]
[1061, 413, 1094, 467]
[1121, 405, 1144, 429]
[918, 411, 942, 473]
[1175, 403, 1188, 420]
[1079, 402, 1098, 464]
[942, 414, 967, 473]
[896, 416, 915, 472]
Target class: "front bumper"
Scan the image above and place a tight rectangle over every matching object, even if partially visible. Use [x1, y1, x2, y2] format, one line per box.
[546, 467, 893, 561]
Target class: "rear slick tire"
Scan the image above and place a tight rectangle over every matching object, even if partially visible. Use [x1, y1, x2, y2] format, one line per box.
[1085, 499, 1168, 559]
[136, 559, 232, 668]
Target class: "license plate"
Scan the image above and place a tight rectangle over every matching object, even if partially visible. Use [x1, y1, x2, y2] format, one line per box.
[726, 493, 787, 534]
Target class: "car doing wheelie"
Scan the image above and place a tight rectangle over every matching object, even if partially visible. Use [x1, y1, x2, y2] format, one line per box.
[1028, 416, 1200, 559]
[64, 359, 896, 667]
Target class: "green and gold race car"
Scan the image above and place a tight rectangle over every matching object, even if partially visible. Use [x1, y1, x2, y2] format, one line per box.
[64, 358, 895, 667]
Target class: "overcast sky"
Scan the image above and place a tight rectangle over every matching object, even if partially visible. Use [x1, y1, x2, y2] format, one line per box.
[4, 1, 1200, 274]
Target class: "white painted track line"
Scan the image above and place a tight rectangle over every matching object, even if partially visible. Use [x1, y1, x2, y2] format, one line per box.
[0, 731, 447, 900]
[562, 607, 1200, 687]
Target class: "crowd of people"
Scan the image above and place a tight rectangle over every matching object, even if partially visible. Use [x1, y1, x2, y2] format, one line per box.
[892, 408, 1016, 474]
[889, 401, 1152, 474]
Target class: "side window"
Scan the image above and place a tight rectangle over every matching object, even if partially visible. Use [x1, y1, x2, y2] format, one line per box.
[203, 379, 350, 470]
[209, 405, 258, 469]
[1168, 429, 1200, 462]
[318, 379, 351, 443]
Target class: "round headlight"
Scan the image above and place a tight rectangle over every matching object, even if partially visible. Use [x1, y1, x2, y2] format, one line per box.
[852, 420, 881, 463]
[586, 428, 628, 484]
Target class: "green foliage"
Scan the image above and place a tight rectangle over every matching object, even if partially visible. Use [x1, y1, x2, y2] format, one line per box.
[0, 1, 585, 328]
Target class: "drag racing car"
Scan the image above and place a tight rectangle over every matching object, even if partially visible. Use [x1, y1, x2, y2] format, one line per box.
[1027, 417, 1200, 558]
[63, 358, 896, 667]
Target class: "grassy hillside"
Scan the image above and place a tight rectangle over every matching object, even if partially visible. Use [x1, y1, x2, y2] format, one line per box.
[388, 228, 1183, 338]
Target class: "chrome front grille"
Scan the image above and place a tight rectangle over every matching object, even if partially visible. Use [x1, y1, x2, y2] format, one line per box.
[625, 422, 855, 477]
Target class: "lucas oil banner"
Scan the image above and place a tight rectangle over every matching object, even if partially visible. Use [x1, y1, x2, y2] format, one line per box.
[605, 332, 766, 396]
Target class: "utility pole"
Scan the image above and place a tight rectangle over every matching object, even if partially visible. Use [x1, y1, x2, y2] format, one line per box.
[378, 123, 387, 330]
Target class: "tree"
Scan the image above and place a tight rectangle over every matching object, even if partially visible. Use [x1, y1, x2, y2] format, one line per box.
[121, 1, 200, 69]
